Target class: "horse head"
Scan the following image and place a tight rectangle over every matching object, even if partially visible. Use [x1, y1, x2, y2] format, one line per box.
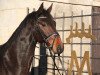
[32, 3, 64, 54]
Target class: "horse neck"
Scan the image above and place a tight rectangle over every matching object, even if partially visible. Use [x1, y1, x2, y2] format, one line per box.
[3, 19, 37, 75]
[15, 25, 36, 65]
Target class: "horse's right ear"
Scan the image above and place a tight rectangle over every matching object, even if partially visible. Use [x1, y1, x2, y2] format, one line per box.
[37, 3, 44, 13]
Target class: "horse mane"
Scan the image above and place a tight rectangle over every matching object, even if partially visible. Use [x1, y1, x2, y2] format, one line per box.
[0, 11, 37, 56]
[0, 9, 49, 57]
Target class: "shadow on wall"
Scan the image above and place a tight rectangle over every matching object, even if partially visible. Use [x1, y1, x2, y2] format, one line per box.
[30, 43, 47, 75]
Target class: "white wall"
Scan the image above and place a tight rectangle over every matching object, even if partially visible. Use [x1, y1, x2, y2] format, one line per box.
[0, 0, 100, 75]
[0, 0, 94, 44]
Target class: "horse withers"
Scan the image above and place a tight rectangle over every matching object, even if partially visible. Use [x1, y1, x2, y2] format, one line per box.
[0, 3, 64, 75]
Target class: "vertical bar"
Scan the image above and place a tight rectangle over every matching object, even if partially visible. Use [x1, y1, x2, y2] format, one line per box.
[53, 13, 56, 75]
[71, 11, 73, 51]
[39, 43, 47, 75]
[54, 13, 59, 75]
[80, 10, 83, 62]
[71, 11, 74, 74]
[62, 12, 65, 75]
[33, 8, 35, 11]
[53, 54, 55, 75]
[26, 7, 29, 15]
[80, 10, 83, 75]
[90, 11, 93, 73]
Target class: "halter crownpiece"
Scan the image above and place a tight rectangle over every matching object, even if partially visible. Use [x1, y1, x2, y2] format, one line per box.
[38, 16, 47, 19]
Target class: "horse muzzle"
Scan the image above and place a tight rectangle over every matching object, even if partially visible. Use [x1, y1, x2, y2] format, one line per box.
[52, 36, 64, 54]
[46, 34, 64, 54]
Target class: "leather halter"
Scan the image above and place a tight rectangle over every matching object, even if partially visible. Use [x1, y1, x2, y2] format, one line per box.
[34, 16, 59, 49]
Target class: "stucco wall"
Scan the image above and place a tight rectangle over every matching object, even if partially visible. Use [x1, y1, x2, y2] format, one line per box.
[0, 0, 93, 44]
[0, 0, 100, 75]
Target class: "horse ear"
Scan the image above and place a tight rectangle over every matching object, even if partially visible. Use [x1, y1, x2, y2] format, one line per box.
[47, 3, 53, 13]
[37, 3, 44, 13]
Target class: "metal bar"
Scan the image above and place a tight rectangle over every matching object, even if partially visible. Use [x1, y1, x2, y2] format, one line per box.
[71, 11, 74, 74]
[35, 42, 100, 45]
[26, 7, 29, 15]
[63, 43, 100, 45]
[71, 11, 73, 51]
[33, 8, 35, 11]
[46, 68, 94, 73]
[54, 13, 100, 19]
[0, 8, 26, 11]
[90, 11, 93, 67]
[33, 56, 60, 67]
[34, 55, 100, 60]
[58, 56, 67, 75]
[40, 0, 94, 7]
[53, 13, 56, 75]
[53, 54, 55, 75]
[62, 12, 65, 75]
[80, 10, 83, 63]
[57, 28, 100, 32]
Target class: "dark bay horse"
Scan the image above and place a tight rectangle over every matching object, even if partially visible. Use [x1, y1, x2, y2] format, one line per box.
[0, 3, 64, 75]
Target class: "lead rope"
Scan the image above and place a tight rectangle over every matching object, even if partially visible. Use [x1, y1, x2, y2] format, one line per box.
[49, 48, 61, 75]
[49, 48, 67, 75]
[58, 54, 67, 75]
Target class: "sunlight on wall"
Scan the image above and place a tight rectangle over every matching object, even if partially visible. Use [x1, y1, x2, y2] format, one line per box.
[0, 0, 99, 75]
[0, 8, 27, 44]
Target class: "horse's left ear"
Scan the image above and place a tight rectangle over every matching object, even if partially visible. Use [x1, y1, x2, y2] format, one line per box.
[47, 3, 53, 13]
[37, 3, 44, 14]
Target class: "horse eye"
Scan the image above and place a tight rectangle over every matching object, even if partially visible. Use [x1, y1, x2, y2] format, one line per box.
[41, 22, 47, 27]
